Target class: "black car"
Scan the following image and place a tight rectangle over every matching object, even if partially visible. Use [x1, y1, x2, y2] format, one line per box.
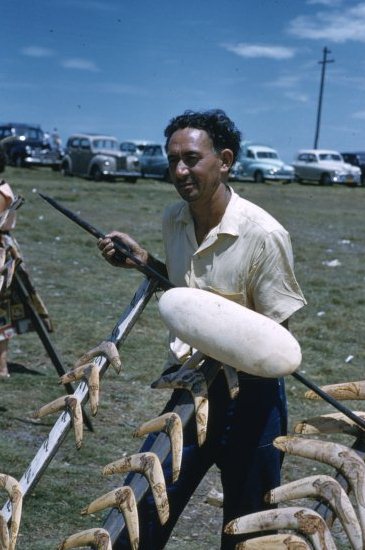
[0, 123, 62, 169]
[0, 144, 5, 173]
[140, 143, 170, 181]
[341, 152, 365, 185]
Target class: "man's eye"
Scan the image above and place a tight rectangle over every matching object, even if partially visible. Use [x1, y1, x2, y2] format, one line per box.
[184, 156, 199, 167]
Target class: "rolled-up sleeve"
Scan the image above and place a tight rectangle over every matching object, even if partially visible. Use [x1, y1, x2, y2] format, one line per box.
[248, 229, 306, 323]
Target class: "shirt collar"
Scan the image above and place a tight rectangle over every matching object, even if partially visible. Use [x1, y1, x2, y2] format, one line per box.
[175, 187, 241, 237]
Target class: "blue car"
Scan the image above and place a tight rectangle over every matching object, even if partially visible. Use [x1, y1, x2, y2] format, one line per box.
[230, 142, 294, 183]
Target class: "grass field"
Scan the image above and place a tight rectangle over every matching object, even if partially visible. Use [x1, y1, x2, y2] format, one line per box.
[0, 166, 364, 549]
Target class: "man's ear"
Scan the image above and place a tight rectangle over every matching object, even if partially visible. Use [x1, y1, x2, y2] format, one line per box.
[220, 149, 234, 173]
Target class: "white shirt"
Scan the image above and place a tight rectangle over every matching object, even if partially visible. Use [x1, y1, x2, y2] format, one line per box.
[162, 188, 306, 364]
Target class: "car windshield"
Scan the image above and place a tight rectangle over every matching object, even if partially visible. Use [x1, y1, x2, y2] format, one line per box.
[319, 153, 342, 161]
[92, 139, 118, 150]
[256, 152, 278, 159]
[14, 127, 43, 140]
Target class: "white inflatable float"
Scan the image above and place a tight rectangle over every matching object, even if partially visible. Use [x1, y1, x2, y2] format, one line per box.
[158, 288, 301, 378]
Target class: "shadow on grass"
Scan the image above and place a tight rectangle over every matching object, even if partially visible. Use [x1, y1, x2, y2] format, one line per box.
[7, 362, 44, 376]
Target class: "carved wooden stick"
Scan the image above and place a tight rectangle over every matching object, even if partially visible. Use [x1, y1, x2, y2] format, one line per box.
[274, 436, 365, 537]
[235, 533, 312, 549]
[57, 527, 112, 549]
[103, 452, 169, 525]
[265, 474, 362, 550]
[0, 278, 158, 532]
[224, 506, 337, 550]
[81, 486, 138, 550]
[133, 412, 183, 483]
[0, 474, 22, 550]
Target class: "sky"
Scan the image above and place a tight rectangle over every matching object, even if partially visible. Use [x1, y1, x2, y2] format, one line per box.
[1, 0, 365, 163]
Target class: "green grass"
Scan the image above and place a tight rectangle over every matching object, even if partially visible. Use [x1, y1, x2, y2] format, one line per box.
[0, 167, 364, 549]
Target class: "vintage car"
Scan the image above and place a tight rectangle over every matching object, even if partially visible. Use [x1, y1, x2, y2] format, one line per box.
[139, 143, 170, 181]
[119, 140, 151, 157]
[293, 149, 362, 186]
[60, 133, 141, 182]
[0, 123, 62, 170]
[0, 145, 5, 173]
[230, 143, 294, 183]
[341, 151, 365, 186]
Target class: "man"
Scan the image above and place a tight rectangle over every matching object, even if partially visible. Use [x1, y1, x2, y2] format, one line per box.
[98, 109, 306, 549]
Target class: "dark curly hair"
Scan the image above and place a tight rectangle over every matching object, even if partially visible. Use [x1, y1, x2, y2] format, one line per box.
[164, 109, 242, 163]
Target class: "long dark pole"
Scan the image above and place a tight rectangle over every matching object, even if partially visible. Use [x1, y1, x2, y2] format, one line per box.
[13, 266, 94, 433]
[313, 46, 334, 149]
[39, 193, 173, 290]
[39, 194, 365, 432]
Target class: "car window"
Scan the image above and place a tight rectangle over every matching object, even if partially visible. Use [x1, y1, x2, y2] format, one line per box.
[92, 139, 117, 149]
[0, 128, 12, 139]
[247, 150, 254, 158]
[15, 127, 43, 140]
[69, 138, 80, 148]
[80, 138, 90, 149]
[80, 138, 91, 150]
[318, 153, 341, 161]
[120, 142, 136, 153]
[256, 152, 278, 159]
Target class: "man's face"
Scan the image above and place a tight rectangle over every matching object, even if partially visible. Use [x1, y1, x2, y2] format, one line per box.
[167, 128, 224, 203]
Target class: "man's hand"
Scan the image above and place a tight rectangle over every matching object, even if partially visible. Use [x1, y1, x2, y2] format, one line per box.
[97, 231, 148, 269]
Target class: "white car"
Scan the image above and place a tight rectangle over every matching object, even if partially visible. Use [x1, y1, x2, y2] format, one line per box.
[293, 149, 361, 186]
[230, 143, 294, 183]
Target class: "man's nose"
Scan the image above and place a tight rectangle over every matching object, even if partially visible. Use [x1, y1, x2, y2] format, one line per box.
[175, 159, 189, 176]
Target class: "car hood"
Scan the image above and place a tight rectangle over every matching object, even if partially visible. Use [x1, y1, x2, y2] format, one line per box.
[307, 160, 361, 173]
[255, 159, 293, 170]
[343, 162, 361, 174]
[95, 149, 131, 158]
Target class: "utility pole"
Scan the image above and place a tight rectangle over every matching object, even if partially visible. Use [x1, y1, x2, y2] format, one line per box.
[313, 46, 334, 149]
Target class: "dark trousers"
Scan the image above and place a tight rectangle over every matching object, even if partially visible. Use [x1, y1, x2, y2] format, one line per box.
[115, 368, 287, 549]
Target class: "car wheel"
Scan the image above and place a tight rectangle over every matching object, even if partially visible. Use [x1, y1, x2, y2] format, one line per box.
[91, 165, 103, 182]
[13, 155, 24, 168]
[125, 176, 137, 183]
[254, 171, 264, 183]
[320, 173, 332, 186]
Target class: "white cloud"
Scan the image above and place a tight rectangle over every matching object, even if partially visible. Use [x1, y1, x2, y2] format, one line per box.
[289, 3, 365, 43]
[61, 58, 100, 72]
[307, 0, 342, 5]
[352, 110, 365, 119]
[21, 46, 54, 58]
[268, 75, 303, 88]
[284, 91, 309, 103]
[60, 0, 118, 11]
[96, 83, 148, 96]
[222, 43, 295, 60]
